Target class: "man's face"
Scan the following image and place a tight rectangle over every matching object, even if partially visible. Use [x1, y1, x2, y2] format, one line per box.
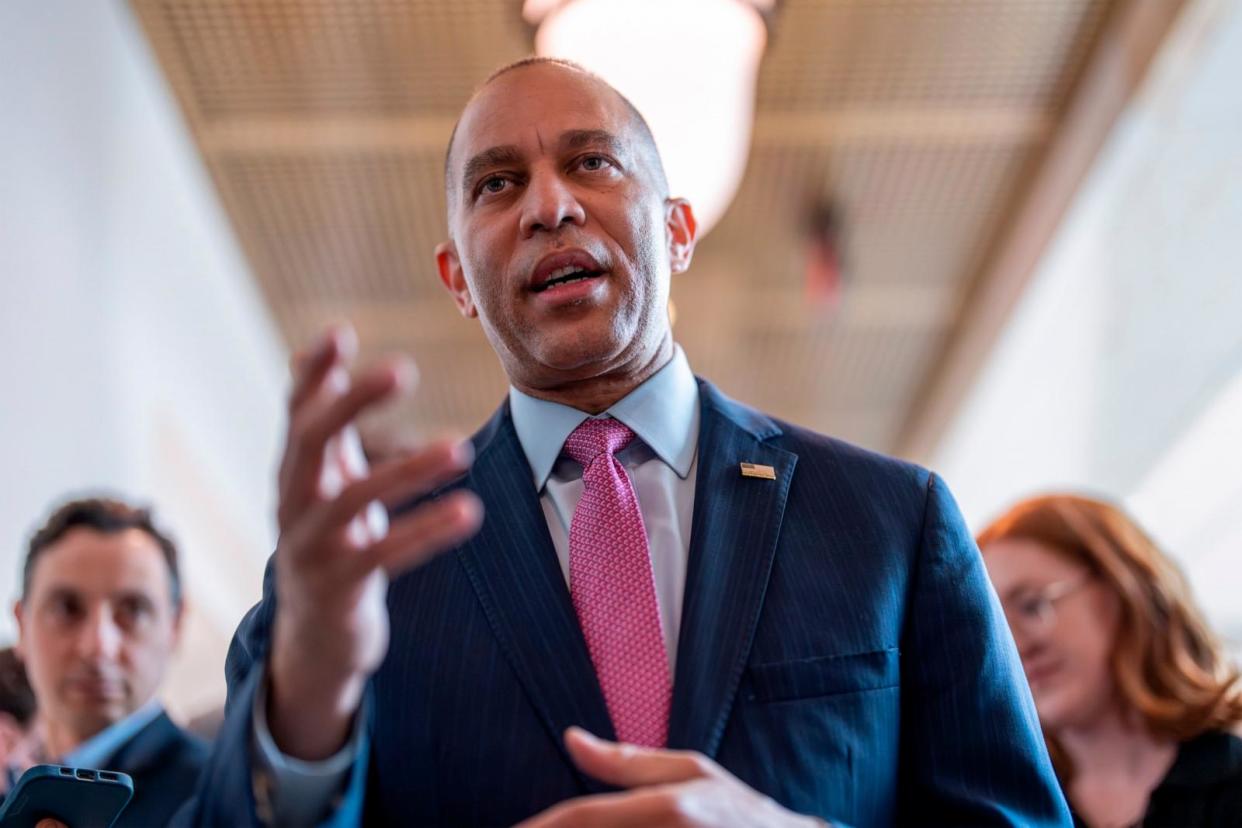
[437, 64, 695, 391]
[15, 528, 181, 746]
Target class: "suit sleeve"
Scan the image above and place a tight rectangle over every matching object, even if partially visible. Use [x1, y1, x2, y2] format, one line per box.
[897, 473, 1072, 826]
[181, 559, 371, 828]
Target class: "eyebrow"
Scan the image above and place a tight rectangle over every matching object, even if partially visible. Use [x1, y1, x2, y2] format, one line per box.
[39, 584, 159, 604]
[461, 145, 524, 195]
[41, 585, 82, 602]
[459, 130, 627, 195]
[561, 128, 624, 155]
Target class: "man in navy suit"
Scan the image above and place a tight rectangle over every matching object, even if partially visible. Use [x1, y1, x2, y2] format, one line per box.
[191, 58, 1071, 826]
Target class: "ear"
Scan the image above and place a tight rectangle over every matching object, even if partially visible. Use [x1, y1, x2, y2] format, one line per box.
[13, 600, 25, 660]
[665, 198, 698, 275]
[0, 713, 22, 753]
[435, 240, 478, 319]
[170, 599, 186, 648]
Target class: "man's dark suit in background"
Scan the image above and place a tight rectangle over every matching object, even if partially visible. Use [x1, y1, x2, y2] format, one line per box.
[104, 711, 207, 828]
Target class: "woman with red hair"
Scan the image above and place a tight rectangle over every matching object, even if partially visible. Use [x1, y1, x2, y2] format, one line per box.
[979, 494, 1242, 828]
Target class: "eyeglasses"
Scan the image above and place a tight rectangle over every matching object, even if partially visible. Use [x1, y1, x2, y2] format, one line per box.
[1002, 575, 1093, 636]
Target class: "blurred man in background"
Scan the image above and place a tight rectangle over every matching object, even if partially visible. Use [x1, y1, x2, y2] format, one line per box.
[12, 497, 206, 826]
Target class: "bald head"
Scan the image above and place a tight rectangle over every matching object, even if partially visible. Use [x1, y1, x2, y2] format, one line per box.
[443, 58, 669, 215]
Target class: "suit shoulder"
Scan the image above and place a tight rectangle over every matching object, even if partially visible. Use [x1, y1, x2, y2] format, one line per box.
[772, 417, 932, 495]
[698, 380, 937, 516]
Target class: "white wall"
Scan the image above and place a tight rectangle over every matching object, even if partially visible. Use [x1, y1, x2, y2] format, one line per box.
[0, 1, 288, 716]
[934, 0, 1242, 646]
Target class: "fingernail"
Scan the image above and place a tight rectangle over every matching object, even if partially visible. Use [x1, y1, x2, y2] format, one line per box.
[327, 365, 350, 393]
[567, 726, 600, 745]
[390, 358, 418, 390]
[452, 440, 475, 465]
[329, 324, 358, 360]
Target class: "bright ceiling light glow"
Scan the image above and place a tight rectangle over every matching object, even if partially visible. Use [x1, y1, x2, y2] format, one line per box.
[528, 0, 768, 236]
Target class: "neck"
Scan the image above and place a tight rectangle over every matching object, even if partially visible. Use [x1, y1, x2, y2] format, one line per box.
[516, 335, 674, 414]
[1058, 704, 1176, 781]
[42, 717, 93, 761]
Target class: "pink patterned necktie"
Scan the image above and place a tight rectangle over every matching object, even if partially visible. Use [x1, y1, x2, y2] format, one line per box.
[563, 418, 672, 747]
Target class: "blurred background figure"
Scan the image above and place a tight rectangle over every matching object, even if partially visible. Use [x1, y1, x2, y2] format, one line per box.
[11, 498, 207, 826]
[979, 495, 1242, 828]
[0, 648, 38, 773]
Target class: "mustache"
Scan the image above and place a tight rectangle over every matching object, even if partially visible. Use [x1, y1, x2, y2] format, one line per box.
[516, 236, 611, 276]
[62, 663, 127, 685]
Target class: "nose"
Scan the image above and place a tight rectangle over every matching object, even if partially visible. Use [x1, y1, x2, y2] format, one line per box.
[519, 169, 586, 238]
[1012, 625, 1047, 665]
[75, 606, 123, 661]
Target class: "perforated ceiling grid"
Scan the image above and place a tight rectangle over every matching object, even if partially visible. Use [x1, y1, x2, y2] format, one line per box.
[157, 0, 528, 116]
[759, 0, 1108, 108]
[131, 0, 1115, 452]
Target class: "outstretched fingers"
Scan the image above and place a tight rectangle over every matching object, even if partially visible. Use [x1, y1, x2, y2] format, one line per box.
[315, 439, 475, 534]
[353, 490, 483, 578]
[279, 359, 416, 524]
[284, 437, 483, 581]
[288, 326, 357, 411]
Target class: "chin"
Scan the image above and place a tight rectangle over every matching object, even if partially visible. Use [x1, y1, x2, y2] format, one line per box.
[531, 331, 630, 374]
[1033, 688, 1086, 732]
[1034, 704, 1068, 732]
[67, 707, 123, 739]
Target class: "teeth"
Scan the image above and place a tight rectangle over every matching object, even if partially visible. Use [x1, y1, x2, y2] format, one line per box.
[548, 265, 584, 281]
[536, 263, 600, 291]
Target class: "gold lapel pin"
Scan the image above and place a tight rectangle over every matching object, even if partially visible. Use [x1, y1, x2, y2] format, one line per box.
[739, 462, 776, 480]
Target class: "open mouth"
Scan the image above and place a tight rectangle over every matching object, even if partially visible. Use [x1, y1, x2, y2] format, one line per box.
[530, 265, 605, 293]
[1024, 660, 1062, 687]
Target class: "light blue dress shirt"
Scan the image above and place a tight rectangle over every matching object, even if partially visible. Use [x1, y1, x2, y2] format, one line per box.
[257, 345, 701, 825]
[509, 343, 700, 674]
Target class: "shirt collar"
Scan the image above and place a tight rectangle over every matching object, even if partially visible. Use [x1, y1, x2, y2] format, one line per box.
[59, 698, 163, 769]
[509, 344, 700, 490]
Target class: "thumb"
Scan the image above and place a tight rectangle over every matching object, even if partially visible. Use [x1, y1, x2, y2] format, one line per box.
[563, 727, 720, 789]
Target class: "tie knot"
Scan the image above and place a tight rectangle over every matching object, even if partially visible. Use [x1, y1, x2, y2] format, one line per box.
[563, 418, 636, 468]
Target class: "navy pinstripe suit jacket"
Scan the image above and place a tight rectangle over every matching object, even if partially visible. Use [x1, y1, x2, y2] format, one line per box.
[190, 380, 1071, 827]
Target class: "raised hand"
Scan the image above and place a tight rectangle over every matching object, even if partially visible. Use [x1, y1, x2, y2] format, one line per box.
[266, 326, 483, 760]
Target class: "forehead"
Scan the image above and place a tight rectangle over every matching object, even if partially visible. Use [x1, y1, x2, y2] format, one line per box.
[453, 65, 632, 166]
[29, 527, 170, 597]
[982, 537, 1084, 593]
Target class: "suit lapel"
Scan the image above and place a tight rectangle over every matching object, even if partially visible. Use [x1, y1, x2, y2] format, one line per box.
[103, 711, 178, 776]
[668, 382, 796, 756]
[454, 404, 616, 793]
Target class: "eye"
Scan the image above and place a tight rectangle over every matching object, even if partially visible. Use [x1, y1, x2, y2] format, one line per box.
[474, 174, 516, 201]
[577, 155, 613, 173]
[115, 595, 155, 630]
[48, 594, 83, 623]
[1018, 596, 1049, 620]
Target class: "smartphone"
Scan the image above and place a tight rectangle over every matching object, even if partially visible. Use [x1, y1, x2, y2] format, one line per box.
[0, 765, 133, 828]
